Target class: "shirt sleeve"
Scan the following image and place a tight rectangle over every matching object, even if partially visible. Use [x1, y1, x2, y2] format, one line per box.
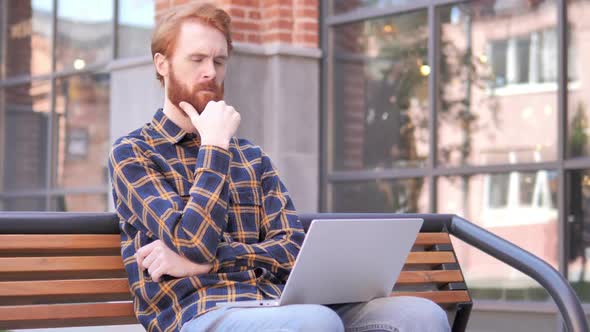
[212, 151, 305, 282]
[108, 141, 232, 264]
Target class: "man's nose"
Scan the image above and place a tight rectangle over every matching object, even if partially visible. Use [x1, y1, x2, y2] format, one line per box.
[201, 59, 216, 80]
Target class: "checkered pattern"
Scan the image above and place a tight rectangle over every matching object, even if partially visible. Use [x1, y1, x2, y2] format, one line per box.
[108, 109, 304, 332]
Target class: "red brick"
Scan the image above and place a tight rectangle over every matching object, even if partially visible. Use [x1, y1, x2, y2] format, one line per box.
[294, 21, 317, 31]
[294, 32, 317, 45]
[248, 10, 261, 19]
[230, 0, 260, 7]
[295, 0, 316, 6]
[294, 8, 317, 18]
[301, 34, 318, 45]
[232, 21, 260, 31]
[262, 7, 292, 20]
[262, 0, 292, 8]
[229, 7, 245, 18]
[247, 33, 262, 43]
[263, 31, 292, 43]
[265, 19, 293, 30]
[232, 31, 246, 42]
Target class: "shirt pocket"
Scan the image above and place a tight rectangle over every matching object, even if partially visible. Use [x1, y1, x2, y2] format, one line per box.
[227, 186, 263, 244]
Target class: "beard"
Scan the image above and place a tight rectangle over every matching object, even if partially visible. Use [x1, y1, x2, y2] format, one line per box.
[167, 68, 224, 115]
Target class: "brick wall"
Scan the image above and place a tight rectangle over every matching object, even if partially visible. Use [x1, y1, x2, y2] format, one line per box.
[155, 0, 319, 48]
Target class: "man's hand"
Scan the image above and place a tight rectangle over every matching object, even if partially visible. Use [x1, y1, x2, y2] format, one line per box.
[135, 240, 213, 282]
[179, 100, 240, 150]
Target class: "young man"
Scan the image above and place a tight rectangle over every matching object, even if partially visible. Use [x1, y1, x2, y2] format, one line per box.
[108, 3, 450, 332]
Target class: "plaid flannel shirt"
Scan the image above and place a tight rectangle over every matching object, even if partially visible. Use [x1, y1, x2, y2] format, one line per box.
[107, 109, 304, 332]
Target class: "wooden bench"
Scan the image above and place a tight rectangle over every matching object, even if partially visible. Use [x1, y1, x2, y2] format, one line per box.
[0, 212, 584, 331]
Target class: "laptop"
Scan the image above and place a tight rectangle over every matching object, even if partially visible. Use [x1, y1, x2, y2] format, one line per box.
[216, 218, 423, 308]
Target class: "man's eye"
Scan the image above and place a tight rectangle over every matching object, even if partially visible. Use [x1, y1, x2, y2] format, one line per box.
[192, 58, 203, 62]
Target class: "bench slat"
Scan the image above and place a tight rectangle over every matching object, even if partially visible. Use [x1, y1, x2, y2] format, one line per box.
[0, 278, 130, 297]
[0, 253, 456, 273]
[0, 234, 450, 250]
[0, 234, 452, 251]
[0, 256, 124, 273]
[0, 234, 120, 251]
[405, 252, 456, 265]
[396, 270, 463, 284]
[414, 233, 451, 245]
[0, 302, 136, 329]
[391, 290, 471, 304]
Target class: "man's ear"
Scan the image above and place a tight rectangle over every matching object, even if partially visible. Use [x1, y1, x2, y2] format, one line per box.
[154, 53, 169, 79]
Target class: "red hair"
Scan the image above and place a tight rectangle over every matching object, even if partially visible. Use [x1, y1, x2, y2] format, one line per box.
[151, 2, 233, 85]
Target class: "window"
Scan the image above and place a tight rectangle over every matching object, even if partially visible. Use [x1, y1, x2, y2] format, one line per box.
[331, 10, 429, 172]
[117, 0, 154, 58]
[1, 82, 51, 191]
[326, 0, 571, 303]
[331, 178, 428, 213]
[488, 28, 558, 88]
[2, 0, 53, 78]
[55, 0, 114, 71]
[438, 4, 558, 166]
[0, 0, 115, 212]
[438, 173, 557, 301]
[484, 171, 556, 216]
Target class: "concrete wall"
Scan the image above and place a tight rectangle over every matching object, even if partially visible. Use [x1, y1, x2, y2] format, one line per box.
[108, 43, 321, 213]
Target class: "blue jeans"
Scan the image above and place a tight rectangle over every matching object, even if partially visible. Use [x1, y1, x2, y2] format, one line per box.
[180, 296, 451, 332]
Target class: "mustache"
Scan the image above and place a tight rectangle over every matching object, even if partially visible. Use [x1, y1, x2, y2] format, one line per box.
[194, 80, 220, 93]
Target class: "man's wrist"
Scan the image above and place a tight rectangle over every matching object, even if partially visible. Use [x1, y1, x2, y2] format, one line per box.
[190, 261, 213, 276]
[200, 139, 229, 150]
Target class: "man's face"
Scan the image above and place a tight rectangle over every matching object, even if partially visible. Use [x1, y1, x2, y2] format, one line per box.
[165, 20, 228, 114]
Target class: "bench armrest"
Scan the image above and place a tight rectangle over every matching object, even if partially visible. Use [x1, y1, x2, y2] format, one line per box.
[450, 215, 589, 332]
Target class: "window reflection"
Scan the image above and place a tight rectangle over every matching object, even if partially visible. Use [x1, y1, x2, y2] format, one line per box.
[3, 0, 53, 78]
[332, 10, 429, 171]
[50, 193, 108, 212]
[117, 0, 154, 58]
[54, 74, 110, 189]
[332, 0, 412, 15]
[437, 1, 558, 166]
[56, 0, 113, 71]
[438, 172, 557, 301]
[1, 196, 46, 211]
[331, 178, 428, 213]
[567, 0, 590, 158]
[1, 82, 51, 191]
[567, 169, 590, 301]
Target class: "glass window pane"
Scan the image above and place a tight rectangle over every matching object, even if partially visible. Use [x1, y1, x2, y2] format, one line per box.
[567, 169, 590, 301]
[438, 171, 558, 301]
[437, 2, 558, 166]
[332, 10, 429, 171]
[567, 0, 590, 158]
[1, 82, 51, 192]
[2, 0, 53, 78]
[117, 0, 154, 58]
[489, 174, 509, 208]
[330, 178, 428, 213]
[1, 196, 47, 210]
[332, 0, 411, 15]
[56, 0, 113, 71]
[50, 193, 108, 211]
[54, 73, 110, 189]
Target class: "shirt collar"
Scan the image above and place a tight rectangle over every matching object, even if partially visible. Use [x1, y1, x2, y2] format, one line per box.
[150, 108, 195, 144]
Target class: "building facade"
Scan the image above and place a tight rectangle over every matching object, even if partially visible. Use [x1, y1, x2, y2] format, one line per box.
[2, 0, 590, 330]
